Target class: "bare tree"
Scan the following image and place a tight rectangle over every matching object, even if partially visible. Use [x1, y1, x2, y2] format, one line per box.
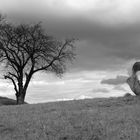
[0, 22, 76, 104]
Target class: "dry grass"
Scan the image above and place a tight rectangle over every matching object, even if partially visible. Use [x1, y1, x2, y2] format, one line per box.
[0, 95, 140, 140]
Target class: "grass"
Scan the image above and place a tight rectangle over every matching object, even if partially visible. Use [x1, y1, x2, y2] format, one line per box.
[0, 95, 140, 140]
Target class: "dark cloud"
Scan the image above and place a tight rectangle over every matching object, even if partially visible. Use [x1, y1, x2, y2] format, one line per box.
[35, 15, 140, 71]
[1, 0, 140, 71]
[101, 75, 128, 85]
[0, 0, 138, 102]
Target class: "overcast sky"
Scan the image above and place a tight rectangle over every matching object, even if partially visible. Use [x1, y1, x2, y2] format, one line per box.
[0, 0, 139, 103]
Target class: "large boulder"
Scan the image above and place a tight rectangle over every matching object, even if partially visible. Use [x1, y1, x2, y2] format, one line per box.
[132, 62, 140, 73]
[127, 74, 140, 96]
[127, 62, 140, 96]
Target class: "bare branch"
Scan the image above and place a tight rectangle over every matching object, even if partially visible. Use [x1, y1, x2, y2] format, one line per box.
[4, 75, 18, 93]
[0, 21, 76, 104]
[8, 72, 18, 79]
[33, 57, 57, 73]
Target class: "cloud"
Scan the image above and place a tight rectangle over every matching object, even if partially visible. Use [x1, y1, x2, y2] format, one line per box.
[113, 85, 127, 92]
[0, 0, 139, 103]
[25, 71, 114, 103]
[2, 0, 140, 24]
[0, 70, 129, 103]
[76, 95, 92, 100]
[0, 0, 140, 71]
[93, 88, 109, 93]
[101, 75, 128, 85]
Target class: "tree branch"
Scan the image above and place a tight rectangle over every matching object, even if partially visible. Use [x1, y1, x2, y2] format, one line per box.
[33, 57, 57, 73]
[8, 72, 18, 79]
[4, 75, 18, 93]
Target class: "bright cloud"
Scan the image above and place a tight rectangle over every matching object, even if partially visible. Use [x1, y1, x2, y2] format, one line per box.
[25, 70, 129, 103]
[0, 69, 131, 103]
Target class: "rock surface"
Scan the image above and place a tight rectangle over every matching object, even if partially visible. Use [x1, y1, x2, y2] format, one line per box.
[127, 62, 140, 96]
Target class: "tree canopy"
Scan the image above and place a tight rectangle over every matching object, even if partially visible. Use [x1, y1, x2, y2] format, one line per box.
[0, 18, 76, 104]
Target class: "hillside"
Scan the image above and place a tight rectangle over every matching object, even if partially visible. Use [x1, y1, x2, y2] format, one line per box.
[0, 96, 17, 106]
[0, 95, 140, 140]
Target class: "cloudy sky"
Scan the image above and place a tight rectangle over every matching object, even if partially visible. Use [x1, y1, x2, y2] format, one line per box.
[0, 0, 139, 103]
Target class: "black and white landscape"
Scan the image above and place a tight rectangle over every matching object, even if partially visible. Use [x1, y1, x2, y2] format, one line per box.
[0, 1, 140, 139]
[0, 0, 139, 103]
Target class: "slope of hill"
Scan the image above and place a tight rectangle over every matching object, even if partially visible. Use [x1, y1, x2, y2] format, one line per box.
[0, 96, 17, 106]
[0, 96, 27, 106]
[0, 95, 140, 140]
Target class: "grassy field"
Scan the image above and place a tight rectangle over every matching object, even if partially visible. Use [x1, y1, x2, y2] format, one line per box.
[0, 95, 140, 140]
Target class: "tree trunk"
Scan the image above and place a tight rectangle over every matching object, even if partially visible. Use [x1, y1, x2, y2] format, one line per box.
[16, 71, 32, 105]
[16, 95, 24, 104]
[16, 90, 26, 105]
